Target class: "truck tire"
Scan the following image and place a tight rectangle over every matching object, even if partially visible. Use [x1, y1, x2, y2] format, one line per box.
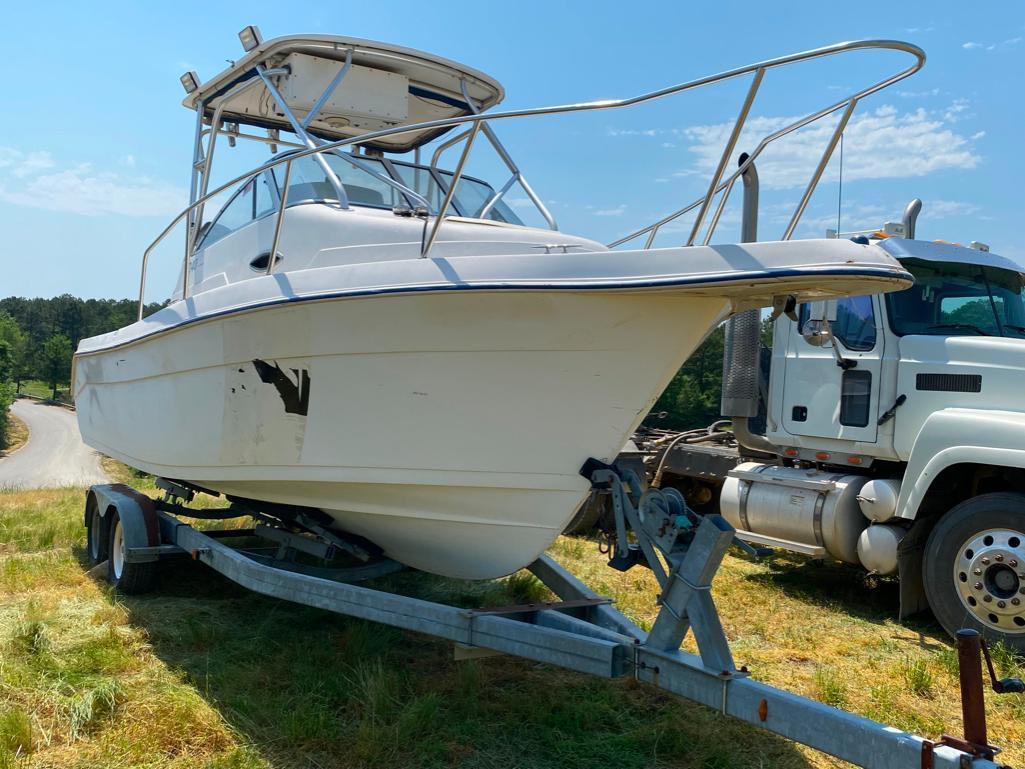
[924, 492, 1025, 651]
[106, 510, 157, 594]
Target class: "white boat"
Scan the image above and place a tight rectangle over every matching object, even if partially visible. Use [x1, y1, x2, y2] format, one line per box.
[74, 30, 921, 579]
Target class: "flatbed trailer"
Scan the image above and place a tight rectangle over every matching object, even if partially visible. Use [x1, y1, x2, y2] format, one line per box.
[83, 469, 1018, 769]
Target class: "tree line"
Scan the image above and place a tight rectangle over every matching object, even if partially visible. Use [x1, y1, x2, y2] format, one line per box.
[646, 317, 774, 432]
[0, 296, 163, 447]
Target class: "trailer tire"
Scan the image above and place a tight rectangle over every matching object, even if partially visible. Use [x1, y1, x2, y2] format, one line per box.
[563, 491, 611, 535]
[86, 500, 107, 566]
[923, 492, 1025, 651]
[106, 510, 157, 594]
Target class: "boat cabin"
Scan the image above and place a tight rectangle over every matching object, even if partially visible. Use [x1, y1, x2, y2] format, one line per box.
[178, 29, 583, 296]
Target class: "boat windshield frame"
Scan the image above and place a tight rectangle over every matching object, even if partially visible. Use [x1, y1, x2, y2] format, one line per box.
[138, 35, 925, 319]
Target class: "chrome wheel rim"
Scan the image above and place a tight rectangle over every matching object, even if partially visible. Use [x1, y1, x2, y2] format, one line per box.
[112, 520, 125, 580]
[955, 528, 1025, 633]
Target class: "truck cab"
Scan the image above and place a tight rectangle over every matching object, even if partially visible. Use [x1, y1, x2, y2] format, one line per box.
[724, 227, 1025, 647]
[767, 236, 1025, 468]
[589, 207, 1025, 649]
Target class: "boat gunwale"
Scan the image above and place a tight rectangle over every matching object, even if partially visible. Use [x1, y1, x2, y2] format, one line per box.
[76, 263, 911, 359]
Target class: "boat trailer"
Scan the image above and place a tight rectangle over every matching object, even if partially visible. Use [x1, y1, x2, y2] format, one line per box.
[83, 466, 1018, 769]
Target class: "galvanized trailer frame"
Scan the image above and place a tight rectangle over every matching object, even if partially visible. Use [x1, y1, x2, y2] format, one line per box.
[84, 472, 1007, 769]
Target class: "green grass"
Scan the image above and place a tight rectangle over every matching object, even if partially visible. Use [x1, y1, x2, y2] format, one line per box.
[15, 381, 71, 405]
[1, 485, 1023, 769]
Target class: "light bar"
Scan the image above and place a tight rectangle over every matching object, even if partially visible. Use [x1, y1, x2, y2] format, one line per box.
[239, 25, 263, 52]
[179, 71, 200, 95]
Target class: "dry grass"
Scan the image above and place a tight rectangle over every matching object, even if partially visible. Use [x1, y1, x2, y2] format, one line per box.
[0, 414, 28, 459]
[0, 485, 1022, 769]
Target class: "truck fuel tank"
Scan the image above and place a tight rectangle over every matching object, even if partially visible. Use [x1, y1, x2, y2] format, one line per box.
[721, 462, 871, 564]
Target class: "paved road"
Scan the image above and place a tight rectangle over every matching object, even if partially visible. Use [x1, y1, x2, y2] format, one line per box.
[0, 399, 108, 489]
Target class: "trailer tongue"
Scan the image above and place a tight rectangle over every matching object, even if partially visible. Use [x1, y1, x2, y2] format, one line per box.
[84, 470, 1014, 769]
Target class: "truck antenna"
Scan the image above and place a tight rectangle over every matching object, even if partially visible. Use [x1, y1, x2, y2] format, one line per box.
[836, 132, 844, 235]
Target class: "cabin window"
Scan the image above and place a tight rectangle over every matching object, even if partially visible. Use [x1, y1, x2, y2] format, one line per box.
[390, 163, 446, 211]
[199, 180, 256, 248]
[255, 174, 277, 218]
[324, 156, 408, 208]
[273, 155, 407, 209]
[433, 169, 523, 224]
[840, 370, 872, 427]
[833, 295, 877, 351]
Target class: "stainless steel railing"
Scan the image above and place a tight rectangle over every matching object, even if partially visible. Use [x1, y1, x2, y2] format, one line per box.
[137, 39, 924, 320]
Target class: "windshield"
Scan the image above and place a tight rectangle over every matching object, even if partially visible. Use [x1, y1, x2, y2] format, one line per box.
[268, 152, 523, 225]
[886, 258, 1025, 337]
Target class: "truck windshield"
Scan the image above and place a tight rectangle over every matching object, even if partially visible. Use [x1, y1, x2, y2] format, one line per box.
[886, 258, 1025, 337]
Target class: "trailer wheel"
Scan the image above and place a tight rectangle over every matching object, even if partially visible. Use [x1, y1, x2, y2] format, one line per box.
[563, 491, 612, 535]
[924, 492, 1025, 651]
[86, 502, 107, 566]
[106, 510, 157, 594]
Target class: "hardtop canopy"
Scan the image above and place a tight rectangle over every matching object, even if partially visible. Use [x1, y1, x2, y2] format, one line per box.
[182, 34, 505, 153]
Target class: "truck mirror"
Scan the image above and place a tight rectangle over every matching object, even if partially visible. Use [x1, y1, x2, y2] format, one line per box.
[802, 318, 832, 346]
[807, 300, 838, 322]
[801, 300, 836, 347]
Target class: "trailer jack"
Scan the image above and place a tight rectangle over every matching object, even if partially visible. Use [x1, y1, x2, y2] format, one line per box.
[85, 478, 1008, 769]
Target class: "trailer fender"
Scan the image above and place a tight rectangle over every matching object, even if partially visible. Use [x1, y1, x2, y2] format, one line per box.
[895, 409, 1025, 522]
[86, 484, 161, 562]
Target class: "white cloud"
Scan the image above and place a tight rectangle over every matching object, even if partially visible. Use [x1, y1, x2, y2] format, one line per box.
[962, 37, 1020, 51]
[897, 88, 941, 98]
[0, 147, 186, 217]
[593, 205, 626, 217]
[943, 99, 973, 122]
[606, 128, 658, 137]
[0, 148, 55, 178]
[671, 103, 981, 190]
[507, 196, 533, 208]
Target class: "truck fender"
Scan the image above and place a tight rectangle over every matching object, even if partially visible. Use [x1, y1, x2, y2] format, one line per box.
[895, 408, 1025, 521]
[85, 484, 161, 562]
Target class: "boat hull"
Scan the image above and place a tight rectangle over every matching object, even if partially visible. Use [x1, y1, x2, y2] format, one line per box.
[76, 289, 731, 578]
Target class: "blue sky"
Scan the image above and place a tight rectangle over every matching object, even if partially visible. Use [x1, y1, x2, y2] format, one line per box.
[1, 0, 1022, 300]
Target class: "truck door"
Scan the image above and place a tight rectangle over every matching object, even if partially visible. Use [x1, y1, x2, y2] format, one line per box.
[781, 295, 884, 443]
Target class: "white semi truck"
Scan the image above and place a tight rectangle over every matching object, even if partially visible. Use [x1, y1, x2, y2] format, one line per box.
[576, 198, 1025, 651]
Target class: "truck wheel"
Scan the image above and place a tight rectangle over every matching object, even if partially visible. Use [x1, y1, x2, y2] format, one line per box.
[924, 492, 1025, 651]
[86, 503, 107, 566]
[106, 510, 157, 594]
